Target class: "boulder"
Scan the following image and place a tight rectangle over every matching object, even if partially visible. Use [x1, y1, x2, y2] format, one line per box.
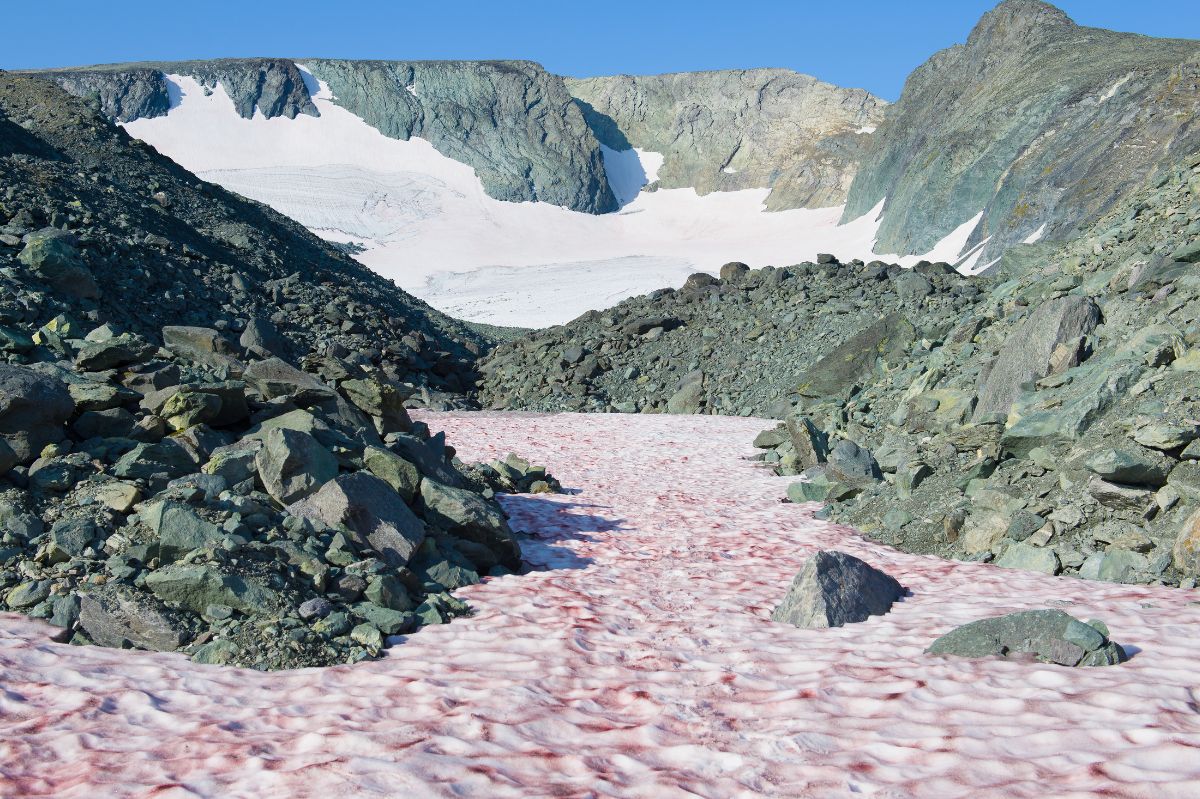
[74, 333, 155, 371]
[419, 479, 523, 570]
[289, 472, 426, 568]
[254, 427, 338, 505]
[160, 389, 222, 432]
[666, 371, 705, 414]
[113, 440, 197, 481]
[0, 365, 74, 461]
[362, 446, 421, 502]
[161, 326, 243, 372]
[141, 501, 224, 560]
[927, 609, 1126, 667]
[1171, 508, 1200, 578]
[339, 377, 412, 435]
[973, 296, 1100, 422]
[1084, 446, 1172, 487]
[797, 313, 915, 402]
[17, 228, 101, 299]
[785, 415, 828, 469]
[146, 564, 279, 615]
[242, 357, 337, 405]
[995, 542, 1060, 574]
[824, 440, 881, 486]
[239, 317, 287, 359]
[78, 587, 188, 651]
[771, 550, 905, 629]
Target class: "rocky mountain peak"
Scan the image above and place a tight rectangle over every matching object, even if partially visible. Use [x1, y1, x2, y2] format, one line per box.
[967, 0, 1074, 50]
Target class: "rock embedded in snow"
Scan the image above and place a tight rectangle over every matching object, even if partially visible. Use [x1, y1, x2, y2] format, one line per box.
[926, 609, 1126, 667]
[771, 550, 905, 629]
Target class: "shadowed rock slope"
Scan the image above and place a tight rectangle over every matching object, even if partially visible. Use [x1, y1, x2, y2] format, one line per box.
[0, 70, 485, 396]
[843, 0, 1200, 263]
[0, 71, 552, 669]
[567, 70, 885, 210]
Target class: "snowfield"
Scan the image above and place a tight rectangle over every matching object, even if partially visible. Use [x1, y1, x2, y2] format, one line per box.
[122, 71, 984, 328]
[3, 412, 1200, 798]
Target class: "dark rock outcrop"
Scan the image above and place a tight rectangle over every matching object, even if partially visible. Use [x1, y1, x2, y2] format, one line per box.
[771, 550, 905, 629]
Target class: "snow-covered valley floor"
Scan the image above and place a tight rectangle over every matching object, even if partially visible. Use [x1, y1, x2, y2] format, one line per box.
[3, 412, 1199, 798]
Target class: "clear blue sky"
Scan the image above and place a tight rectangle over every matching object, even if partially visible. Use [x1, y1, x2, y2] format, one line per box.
[4, 1, 1199, 100]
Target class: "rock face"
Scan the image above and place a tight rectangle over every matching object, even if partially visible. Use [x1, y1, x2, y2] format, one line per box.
[0, 365, 74, 461]
[927, 609, 1126, 666]
[843, 0, 1200, 263]
[771, 550, 905, 629]
[567, 70, 885, 209]
[32, 58, 618, 215]
[306, 60, 616, 214]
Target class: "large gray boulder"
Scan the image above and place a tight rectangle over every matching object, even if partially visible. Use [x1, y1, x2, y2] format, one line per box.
[289, 472, 426, 568]
[927, 609, 1126, 667]
[242, 357, 336, 405]
[254, 427, 338, 505]
[0, 365, 74, 461]
[140, 500, 224, 560]
[146, 564, 279, 615]
[161, 326, 243, 373]
[973, 296, 1100, 422]
[16, 228, 100, 299]
[419, 479, 523, 570]
[771, 550, 905, 629]
[797, 314, 915, 402]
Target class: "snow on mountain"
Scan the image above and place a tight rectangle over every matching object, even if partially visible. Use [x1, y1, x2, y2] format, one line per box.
[123, 69, 977, 328]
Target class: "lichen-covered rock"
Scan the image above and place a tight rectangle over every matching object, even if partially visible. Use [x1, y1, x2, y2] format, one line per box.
[927, 609, 1126, 667]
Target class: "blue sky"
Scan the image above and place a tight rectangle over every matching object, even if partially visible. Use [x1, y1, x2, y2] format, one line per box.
[4, 1, 1199, 100]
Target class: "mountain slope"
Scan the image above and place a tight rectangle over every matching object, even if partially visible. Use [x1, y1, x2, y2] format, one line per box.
[31, 58, 617, 214]
[0, 69, 485, 394]
[843, 0, 1200, 263]
[567, 69, 885, 210]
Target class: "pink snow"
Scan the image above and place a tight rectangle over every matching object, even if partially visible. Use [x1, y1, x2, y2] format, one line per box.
[2, 412, 1200, 798]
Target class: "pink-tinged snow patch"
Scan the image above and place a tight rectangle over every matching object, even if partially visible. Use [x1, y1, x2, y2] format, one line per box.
[2, 412, 1200, 798]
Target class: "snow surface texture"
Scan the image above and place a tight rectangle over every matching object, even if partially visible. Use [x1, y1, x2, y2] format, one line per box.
[3, 412, 1200, 798]
[123, 71, 981, 328]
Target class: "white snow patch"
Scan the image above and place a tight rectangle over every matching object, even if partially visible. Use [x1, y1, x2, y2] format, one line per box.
[1099, 74, 1133, 103]
[121, 71, 979, 327]
[1023, 223, 1048, 244]
[405, 83, 417, 97]
[722, 167, 738, 174]
[855, 125, 877, 134]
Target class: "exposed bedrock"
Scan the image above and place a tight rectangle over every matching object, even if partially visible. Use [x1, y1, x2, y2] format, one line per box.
[30, 58, 618, 215]
[566, 69, 886, 210]
[843, 0, 1200, 263]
